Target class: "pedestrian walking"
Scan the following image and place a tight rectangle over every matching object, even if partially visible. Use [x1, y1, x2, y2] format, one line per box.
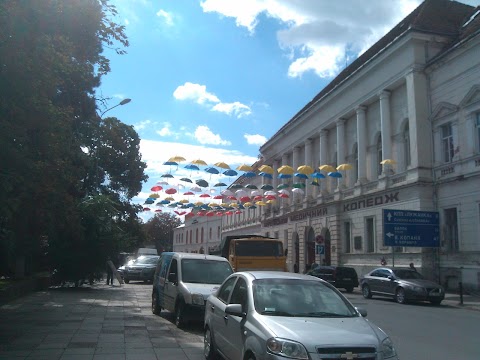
[409, 262, 417, 272]
[106, 257, 114, 285]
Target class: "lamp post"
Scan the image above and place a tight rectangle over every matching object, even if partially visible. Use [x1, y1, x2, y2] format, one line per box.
[100, 98, 131, 118]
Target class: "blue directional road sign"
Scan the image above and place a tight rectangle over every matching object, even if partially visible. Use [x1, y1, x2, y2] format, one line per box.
[383, 209, 440, 247]
[315, 245, 325, 255]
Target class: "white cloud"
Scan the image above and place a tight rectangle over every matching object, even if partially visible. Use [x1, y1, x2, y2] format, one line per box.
[133, 119, 152, 131]
[194, 125, 231, 146]
[157, 125, 172, 137]
[156, 9, 174, 26]
[201, 0, 422, 78]
[173, 82, 252, 118]
[244, 133, 267, 146]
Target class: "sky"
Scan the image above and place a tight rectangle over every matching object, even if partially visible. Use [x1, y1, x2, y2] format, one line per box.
[97, 0, 478, 221]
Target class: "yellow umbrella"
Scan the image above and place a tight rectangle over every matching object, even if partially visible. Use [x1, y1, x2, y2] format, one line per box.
[194, 201, 204, 206]
[214, 161, 230, 169]
[237, 164, 253, 171]
[319, 164, 336, 172]
[297, 165, 314, 175]
[256, 201, 267, 206]
[178, 199, 189, 204]
[165, 197, 175, 201]
[258, 165, 274, 174]
[149, 193, 160, 198]
[168, 155, 186, 163]
[191, 159, 208, 166]
[277, 165, 294, 175]
[336, 163, 353, 171]
[380, 159, 397, 165]
[266, 199, 276, 204]
[243, 202, 253, 207]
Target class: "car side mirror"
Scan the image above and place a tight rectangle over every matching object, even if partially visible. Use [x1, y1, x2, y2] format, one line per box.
[168, 273, 177, 284]
[387, 275, 395, 281]
[355, 307, 367, 317]
[225, 304, 245, 317]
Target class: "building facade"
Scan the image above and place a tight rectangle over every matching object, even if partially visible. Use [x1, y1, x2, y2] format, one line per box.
[175, 0, 480, 290]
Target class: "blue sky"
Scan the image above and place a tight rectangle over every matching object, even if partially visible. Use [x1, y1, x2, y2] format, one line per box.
[97, 0, 478, 220]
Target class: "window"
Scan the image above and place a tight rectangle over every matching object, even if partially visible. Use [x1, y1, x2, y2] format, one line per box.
[441, 124, 454, 162]
[354, 236, 362, 251]
[404, 122, 411, 167]
[196, 229, 199, 243]
[376, 135, 382, 176]
[344, 222, 351, 253]
[444, 208, 459, 251]
[218, 276, 237, 303]
[209, 227, 212, 240]
[230, 278, 248, 309]
[366, 217, 375, 253]
[201, 228, 204, 243]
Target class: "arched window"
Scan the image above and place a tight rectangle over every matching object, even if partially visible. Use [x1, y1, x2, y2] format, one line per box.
[196, 229, 199, 243]
[404, 122, 411, 167]
[209, 227, 212, 240]
[376, 135, 383, 176]
[201, 228, 204, 243]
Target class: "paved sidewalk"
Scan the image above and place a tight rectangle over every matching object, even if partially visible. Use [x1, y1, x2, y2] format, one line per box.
[0, 283, 204, 360]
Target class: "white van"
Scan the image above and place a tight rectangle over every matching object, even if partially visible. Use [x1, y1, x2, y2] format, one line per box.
[136, 247, 158, 256]
[151, 252, 233, 328]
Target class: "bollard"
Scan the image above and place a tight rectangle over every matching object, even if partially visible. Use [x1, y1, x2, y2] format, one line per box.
[459, 281, 463, 305]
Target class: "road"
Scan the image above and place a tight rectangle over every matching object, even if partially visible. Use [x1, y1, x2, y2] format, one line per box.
[343, 291, 480, 360]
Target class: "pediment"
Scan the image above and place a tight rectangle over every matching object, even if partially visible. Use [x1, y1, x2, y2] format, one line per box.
[459, 84, 480, 108]
[430, 102, 458, 121]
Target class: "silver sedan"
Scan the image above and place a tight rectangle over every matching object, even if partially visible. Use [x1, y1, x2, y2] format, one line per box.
[204, 271, 398, 360]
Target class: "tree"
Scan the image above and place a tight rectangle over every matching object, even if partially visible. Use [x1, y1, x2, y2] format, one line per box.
[142, 213, 182, 254]
[0, 0, 146, 281]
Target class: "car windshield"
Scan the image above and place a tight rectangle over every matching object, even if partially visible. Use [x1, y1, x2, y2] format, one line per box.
[235, 241, 283, 256]
[393, 269, 424, 280]
[134, 256, 159, 265]
[253, 278, 357, 317]
[182, 259, 233, 284]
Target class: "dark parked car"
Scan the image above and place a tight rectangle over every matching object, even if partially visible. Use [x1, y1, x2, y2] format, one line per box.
[123, 255, 160, 284]
[360, 267, 445, 305]
[307, 266, 359, 292]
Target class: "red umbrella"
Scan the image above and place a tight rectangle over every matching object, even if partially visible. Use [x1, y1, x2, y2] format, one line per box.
[240, 196, 251, 202]
[199, 193, 211, 198]
[227, 195, 237, 200]
[206, 211, 215, 217]
[143, 207, 151, 211]
[235, 210, 242, 214]
[225, 211, 233, 215]
[216, 211, 223, 216]
[265, 195, 277, 200]
[154, 209, 162, 213]
[253, 195, 263, 201]
[197, 211, 206, 216]
[183, 191, 195, 196]
[151, 185, 163, 192]
[213, 195, 223, 200]
[279, 193, 289, 198]
[165, 188, 177, 195]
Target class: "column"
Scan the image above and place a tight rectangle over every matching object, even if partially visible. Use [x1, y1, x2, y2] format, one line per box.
[304, 138, 313, 198]
[379, 90, 392, 174]
[319, 129, 328, 194]
[336, 119, 346, 188]
[356, 106, 367, 183]
[406, 67, 432, 169]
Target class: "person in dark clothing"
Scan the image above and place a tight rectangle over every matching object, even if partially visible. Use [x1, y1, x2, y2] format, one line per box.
[106, 257, 114, 285]
[409, 262, 417, 272]
[293, 263, 299, 273]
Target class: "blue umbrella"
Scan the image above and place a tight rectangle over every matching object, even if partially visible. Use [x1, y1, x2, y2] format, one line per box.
[294, 173, 309, 179]
[259, 172, 273, 179]
[261, 184, 274, 190]
[328, 171, 343, 178]
[223, 169, 238, 176]
[184, 164, 200, 171]
[278, 173, 292, 179]
[163, 161, 177, 166]
[311, 172, 326, 179]
[205, 167, 219, 174]
[243, 171, 257, 178]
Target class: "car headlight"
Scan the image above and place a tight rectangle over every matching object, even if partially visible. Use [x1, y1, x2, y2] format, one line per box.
[191, 293, 204, 306]
[381, 337, 397, 359]
[266, 338, 308, 359]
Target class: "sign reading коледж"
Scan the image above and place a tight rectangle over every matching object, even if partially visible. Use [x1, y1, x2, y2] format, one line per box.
[383, 209, 440, 247]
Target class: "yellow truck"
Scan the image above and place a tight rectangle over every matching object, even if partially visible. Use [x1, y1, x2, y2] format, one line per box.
[217, 235, 287, 272]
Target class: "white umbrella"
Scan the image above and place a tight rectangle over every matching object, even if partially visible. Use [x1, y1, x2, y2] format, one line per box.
[278, 189, 290, 195]
[251, 190, 262, 196]
[264, 190, 277, 196]
[221, 189, 234, 196]
[292, 188, 304, 195]
[235, 189, 248, 198]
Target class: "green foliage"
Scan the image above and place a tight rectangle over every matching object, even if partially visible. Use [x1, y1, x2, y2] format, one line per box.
[0, 0, 146, 282]
[142, 213, 182, 253]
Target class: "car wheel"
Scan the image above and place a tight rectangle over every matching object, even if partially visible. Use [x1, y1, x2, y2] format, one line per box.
[362, 284, 372, 299]
[175, 301, 185, 328]
[430, 299, 442, 306]
[124, 278, 130, 284]
[152, 291, 160, 315]
[204, 327, 218, 360]
[345, 287, 354, 293]
[395, 287, 407, 304]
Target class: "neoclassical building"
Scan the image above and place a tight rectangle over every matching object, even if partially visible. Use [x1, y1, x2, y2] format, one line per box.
[175, 0, 480, 290]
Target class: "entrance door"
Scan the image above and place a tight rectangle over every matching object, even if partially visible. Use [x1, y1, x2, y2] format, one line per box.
[324, 229, 331, 265]
[306, 228, 315, 265]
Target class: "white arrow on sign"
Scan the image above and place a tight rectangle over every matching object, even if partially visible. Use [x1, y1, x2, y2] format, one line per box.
[387, 212, 392, 221]
[386, 232, 394, 238]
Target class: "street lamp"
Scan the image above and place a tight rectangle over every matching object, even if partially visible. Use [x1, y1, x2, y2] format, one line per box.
[100, 98, 131, 118]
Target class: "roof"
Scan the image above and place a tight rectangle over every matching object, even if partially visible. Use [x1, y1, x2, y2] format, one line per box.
[262, 0, 478, 150]
[161, 251, 229, 262]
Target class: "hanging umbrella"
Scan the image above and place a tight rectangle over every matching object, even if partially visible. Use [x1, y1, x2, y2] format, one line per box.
[311, 172, 326, 179]
[214, 161, 230, 169]
[243, 202, 253, 207]
[292, 188, 305, 195]
[251, 190, 262, 197]
[161, 173, 174, 178]
[191, 159, 208, 166]
[279, 193, 289, 198]
[190, 185, 202, 192]
[261, 184, 274, 190]
[168, 156, 186, 163]
[264, 190, 277, 196]
[223, 169, 238, 177]
[144, 199, 155, 205]
[278, 173, 292, 179]
[199, 193, 211, 198]
[165, 188, 177, 194]
[328, 171, 343, 178]
[245, 184, 258, 189]
[236, 189, 248, 197]
[156, 180, 169, 185]
[278, 189, 290, 195]
[221, 189, 234, 196]
[154, 209, 162, 213]
[337, 163, 353, 171]
[237, 164, 253, 172]
[235, 210, 242, 214]
[265, 195, 277, 201]
[277, 165, 294, 175]
[240, 196, 251, 203]
[195, 179, 209, 187]
[230, 183, 243, 189]
[143, 207, 151, 211]
[214, 182, 227, 187]
[292, 183, 306, 189]
[149, 193, 160, 198]
[310, 181, 320, 187]
[226, 195, 237, 201]
[248, 205, 257, 209]
[297, 165, 314, 175]
[266, 199, 276, 204]
[179, 177, 192, 183]
[184, 164, 200, 171]
[178, 199, 189, 204]
[243, 171, 257, 178]
[294, 173, 309, 179]
[205, 167, 220, 175]
[380, 159, 397, 165]
[150, 185, 163, 192]
[213, 195, 223, 200]
[277, 183, 289, 190]
[256, 201, 267, 206]
[258, 172, 273, 179]
[163, 161, 177, 166]
[253, 195, 263, 201]
[183, 191, 195, 196]
[225, 211, 233, 216]
[158, 199, 170, 204]
[165, 197, 175, 201]
[319, 164, 336, 172]
[258, 165, 274, 175]
[229, 202, 238, 207]
[237, 204, 245, 209]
